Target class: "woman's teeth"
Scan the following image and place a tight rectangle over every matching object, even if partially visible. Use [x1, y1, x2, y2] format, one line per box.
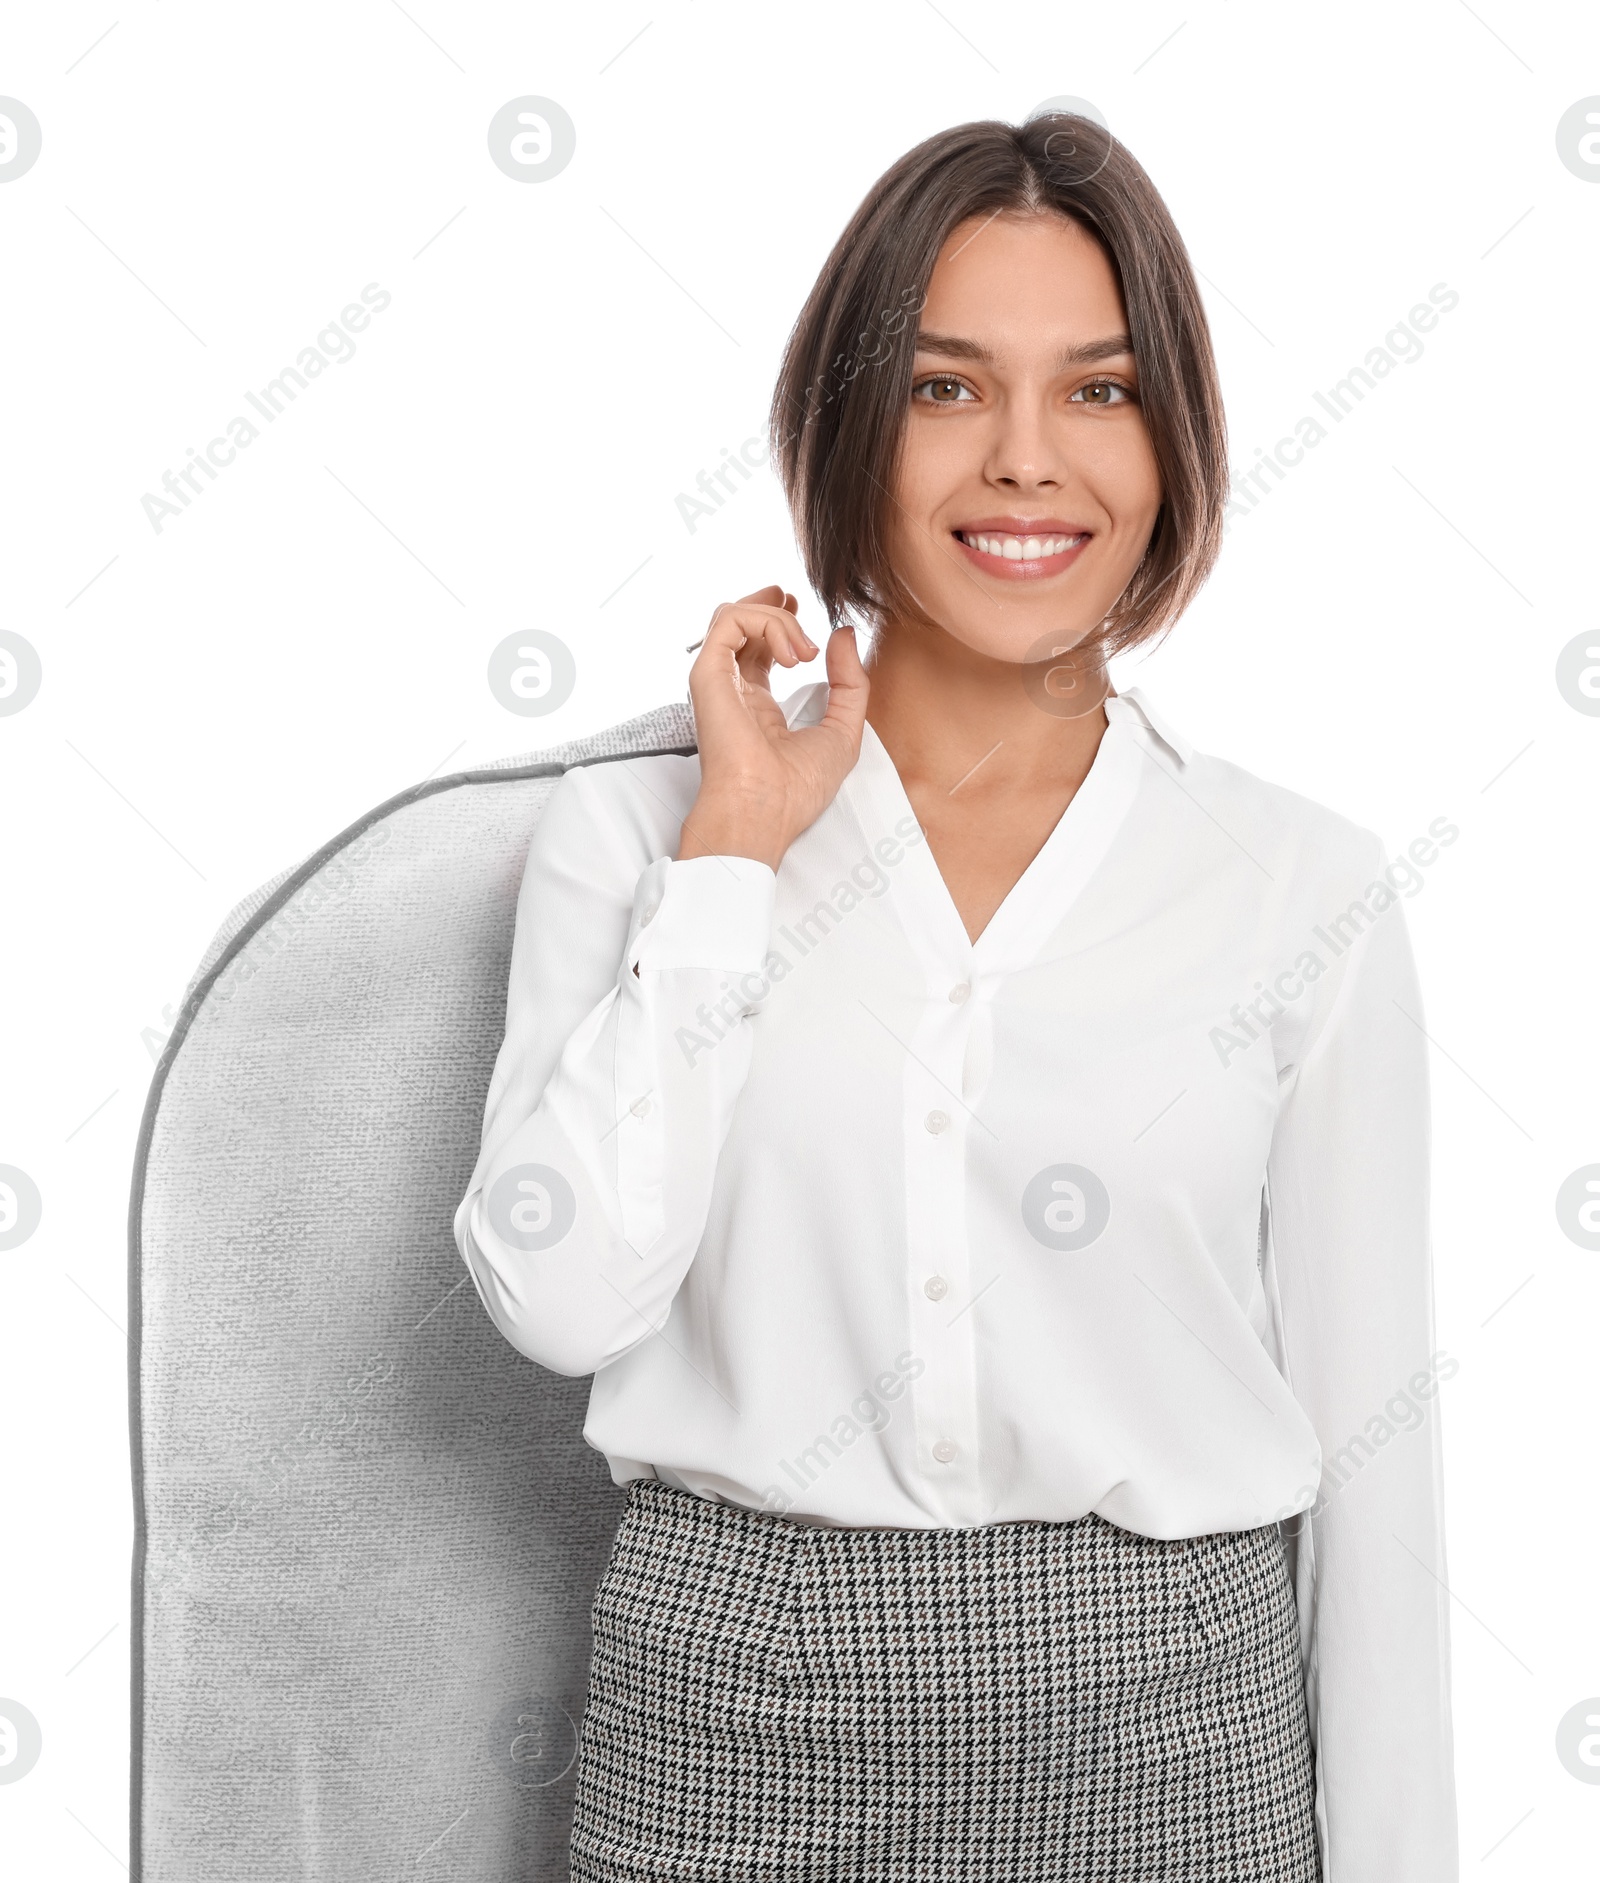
[958, 531, 1087, 560]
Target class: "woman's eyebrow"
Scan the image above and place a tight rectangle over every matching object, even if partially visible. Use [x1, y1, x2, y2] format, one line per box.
[912, 330, 993, 363]
[913, 329, 1136, 370]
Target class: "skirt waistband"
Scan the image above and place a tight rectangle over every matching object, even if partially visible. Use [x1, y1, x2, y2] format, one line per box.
[626, 1473, 1281, 1551]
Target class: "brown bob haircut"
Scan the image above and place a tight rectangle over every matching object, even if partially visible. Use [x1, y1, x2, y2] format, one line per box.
[769, 115, 1228, 658]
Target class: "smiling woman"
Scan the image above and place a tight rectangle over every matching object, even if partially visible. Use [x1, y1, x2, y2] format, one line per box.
[771, 115, 1224, 661]
[455, 113, 1457, 1883]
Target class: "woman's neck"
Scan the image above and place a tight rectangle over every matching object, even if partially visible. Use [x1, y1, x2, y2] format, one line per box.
[861, 617, 1110, 801]
[857, 618, 1113, 942]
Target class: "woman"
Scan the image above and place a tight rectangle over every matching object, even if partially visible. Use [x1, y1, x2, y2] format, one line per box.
[455, 114, 1457, 1881]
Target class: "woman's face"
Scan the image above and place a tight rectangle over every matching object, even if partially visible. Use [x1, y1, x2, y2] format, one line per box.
[886, 211, 1163, 666]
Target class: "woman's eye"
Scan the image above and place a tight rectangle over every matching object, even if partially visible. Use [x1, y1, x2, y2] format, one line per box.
[912, 374, 974, 404]
[1073, 379, 1134, 406]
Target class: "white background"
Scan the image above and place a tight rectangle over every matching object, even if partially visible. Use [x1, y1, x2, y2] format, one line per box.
[1, 0, 1595, 1873]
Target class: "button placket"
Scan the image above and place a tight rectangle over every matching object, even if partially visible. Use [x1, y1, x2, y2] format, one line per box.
[900, 968, 982, 1507]
[836, 748, 996, 1516]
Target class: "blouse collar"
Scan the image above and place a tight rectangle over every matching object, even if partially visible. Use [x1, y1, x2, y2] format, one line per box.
[779, 679, 1165, 972]
[1104, 687, 1193, 766]
[780, 678, 1194, 768]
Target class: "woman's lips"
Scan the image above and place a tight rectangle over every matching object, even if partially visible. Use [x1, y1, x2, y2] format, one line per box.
[952, 528, 1091, 580]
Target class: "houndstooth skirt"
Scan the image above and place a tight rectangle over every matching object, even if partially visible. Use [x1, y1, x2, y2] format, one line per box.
[569, 1479, 1321, 1882]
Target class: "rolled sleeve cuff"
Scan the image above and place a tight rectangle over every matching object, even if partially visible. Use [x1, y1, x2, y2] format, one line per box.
[627, 854, 776, 974]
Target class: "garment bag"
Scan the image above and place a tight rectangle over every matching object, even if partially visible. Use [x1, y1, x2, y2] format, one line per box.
[129, 702, 697, 1881]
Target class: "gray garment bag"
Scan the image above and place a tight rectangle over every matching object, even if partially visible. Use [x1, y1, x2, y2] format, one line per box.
[129, 704, 696, 1881]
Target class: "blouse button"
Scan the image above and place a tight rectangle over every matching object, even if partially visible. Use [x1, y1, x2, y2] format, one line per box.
[948, 982, 971, 1004]
[923, 1275, 949, 1301]
[924, 1110, 950, 1134]
[630, 1097, 652, 1117]
[931, 1438, 958, 1464]
[640, 901, 660, 926]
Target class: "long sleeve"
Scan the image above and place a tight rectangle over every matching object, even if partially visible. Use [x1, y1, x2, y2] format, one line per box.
[453, 759, 776, 1377]
[1264, 833, 1458, 1882]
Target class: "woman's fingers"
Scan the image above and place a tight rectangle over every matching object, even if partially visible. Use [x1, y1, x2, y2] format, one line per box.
[699, 599, 816, 677]
[737, 613, 816, 683]
[684, 598, 864, 868]
[689, 599, 806, 752]
[774, 626, 869, 810]
[702, 597, 809, 654]
[688, 589, 824, 778]
[694, 588, 811, 677]
[733, 586, 799, 616]
[815, 625, 870, 757]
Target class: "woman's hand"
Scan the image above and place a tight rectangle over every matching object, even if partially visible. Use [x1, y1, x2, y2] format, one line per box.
[678, 584, 869, 872]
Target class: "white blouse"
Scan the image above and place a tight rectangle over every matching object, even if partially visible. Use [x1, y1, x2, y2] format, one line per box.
[454, 682, 1457, 1882]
